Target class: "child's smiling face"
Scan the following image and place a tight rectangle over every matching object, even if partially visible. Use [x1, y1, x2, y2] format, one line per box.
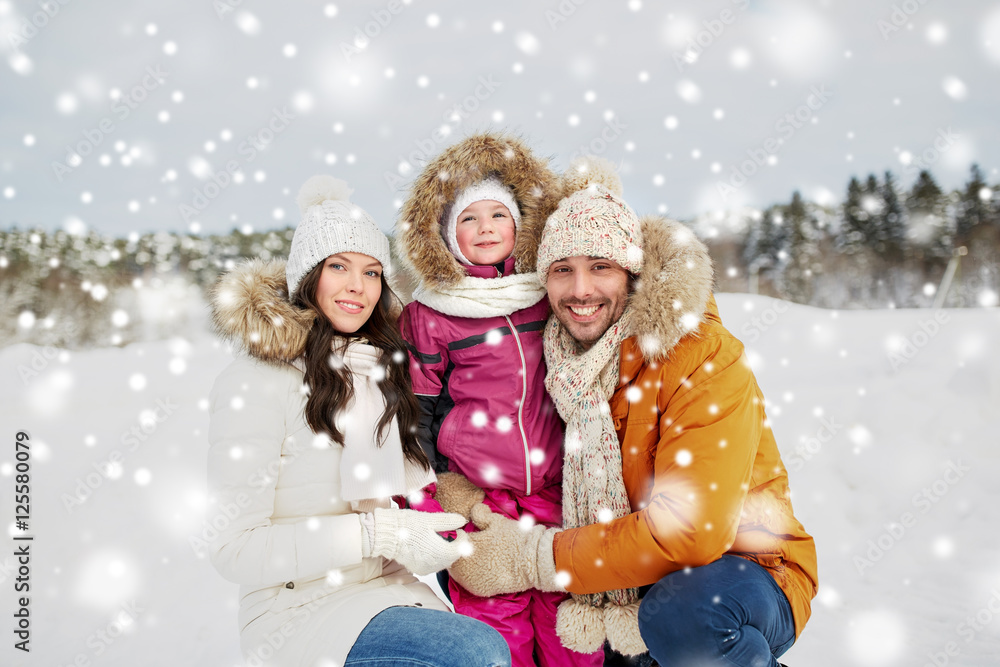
[455, 200, 516, 266]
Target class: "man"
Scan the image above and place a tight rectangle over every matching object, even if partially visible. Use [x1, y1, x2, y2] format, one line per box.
[437, 157, 818, 666]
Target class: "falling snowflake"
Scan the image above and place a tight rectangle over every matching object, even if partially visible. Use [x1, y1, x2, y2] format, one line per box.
[481, 464, 500, 484]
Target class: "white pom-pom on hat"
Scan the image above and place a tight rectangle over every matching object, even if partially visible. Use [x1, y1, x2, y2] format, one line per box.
[296, 175, 353, 214]
[626, 244, 644, 265]
[563, 155, 623, 197]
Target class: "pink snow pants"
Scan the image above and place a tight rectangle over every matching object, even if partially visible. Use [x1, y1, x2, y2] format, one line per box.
[450, 485, 604, 667]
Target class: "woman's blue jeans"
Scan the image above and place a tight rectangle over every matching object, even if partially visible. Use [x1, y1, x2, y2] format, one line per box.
[637, 555, 796, 666]
[344, 605, 511, 667]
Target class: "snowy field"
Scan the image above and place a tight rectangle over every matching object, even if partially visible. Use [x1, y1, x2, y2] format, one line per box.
[0, 293, 998, 667]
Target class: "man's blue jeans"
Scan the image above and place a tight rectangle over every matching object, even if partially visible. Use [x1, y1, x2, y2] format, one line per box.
[637, 555, 796, 666]
[344, 605, 511, 666]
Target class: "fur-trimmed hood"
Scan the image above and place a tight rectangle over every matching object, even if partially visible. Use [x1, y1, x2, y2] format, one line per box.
[210, 258, 315, 364]
[627, 215, 715, 362]
[396, 132, 562, 288]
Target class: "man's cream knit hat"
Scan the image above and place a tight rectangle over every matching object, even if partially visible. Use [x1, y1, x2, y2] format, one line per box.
[536, 156, 642, 283]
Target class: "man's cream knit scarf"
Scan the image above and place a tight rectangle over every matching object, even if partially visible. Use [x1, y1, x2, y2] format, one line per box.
[543, 310, 647, 656]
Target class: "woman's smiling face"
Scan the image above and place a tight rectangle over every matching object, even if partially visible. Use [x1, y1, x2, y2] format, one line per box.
[314, 252, 383, 333]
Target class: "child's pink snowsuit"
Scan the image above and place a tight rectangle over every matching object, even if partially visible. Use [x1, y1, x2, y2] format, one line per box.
[401, 257, 603, 667]
[451, 486, 601, 667]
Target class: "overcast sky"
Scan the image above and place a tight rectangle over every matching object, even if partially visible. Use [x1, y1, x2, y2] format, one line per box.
[1, 0, 998, 238]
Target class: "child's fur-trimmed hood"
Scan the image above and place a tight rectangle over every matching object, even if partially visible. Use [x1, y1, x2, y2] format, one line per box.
[395, 132, 562, 289]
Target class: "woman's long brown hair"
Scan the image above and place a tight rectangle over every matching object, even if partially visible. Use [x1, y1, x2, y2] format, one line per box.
[293, 262, 429, 469]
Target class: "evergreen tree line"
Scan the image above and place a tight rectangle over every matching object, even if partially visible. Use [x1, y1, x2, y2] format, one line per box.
[725, 164, 999, 308]
[0, 226, 296, 348]
[0, 164, 997, 349]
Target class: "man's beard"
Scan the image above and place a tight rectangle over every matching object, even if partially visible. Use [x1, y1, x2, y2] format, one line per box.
[554, 296, 626, 349]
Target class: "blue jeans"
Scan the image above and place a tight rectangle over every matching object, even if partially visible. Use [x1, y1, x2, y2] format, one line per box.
[637, 555, 796, 666]
[344, 606, 511, 667]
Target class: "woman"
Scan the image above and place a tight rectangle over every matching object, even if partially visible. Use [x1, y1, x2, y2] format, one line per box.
[206, 175, 511, 667]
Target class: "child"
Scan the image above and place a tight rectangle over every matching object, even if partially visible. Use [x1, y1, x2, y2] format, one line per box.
[396, 134, 604, 667]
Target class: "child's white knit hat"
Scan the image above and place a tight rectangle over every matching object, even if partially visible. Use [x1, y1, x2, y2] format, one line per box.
[442, 176, 522, 265]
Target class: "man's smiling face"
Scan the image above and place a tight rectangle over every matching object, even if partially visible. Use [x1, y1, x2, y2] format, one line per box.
[546, 255, 630, 349]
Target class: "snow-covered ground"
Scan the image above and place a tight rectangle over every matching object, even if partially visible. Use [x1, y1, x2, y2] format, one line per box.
[0, 293, 998, 666]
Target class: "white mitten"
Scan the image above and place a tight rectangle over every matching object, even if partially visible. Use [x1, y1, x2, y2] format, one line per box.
[362, 508, 469, 576]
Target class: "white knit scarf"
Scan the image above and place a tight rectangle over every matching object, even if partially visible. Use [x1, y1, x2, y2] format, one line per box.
[412, 272, 546, 319]
[332, 341, 435, 513]
[543, 310, 648, 656]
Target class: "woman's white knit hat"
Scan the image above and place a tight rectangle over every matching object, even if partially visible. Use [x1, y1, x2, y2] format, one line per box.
[442, 176, 522, 265]
[285, 175, 392, 299]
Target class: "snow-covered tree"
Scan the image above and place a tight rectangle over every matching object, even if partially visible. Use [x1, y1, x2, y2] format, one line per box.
[955, 164, 993, 245]
[905, 170, 951, 263]
[742, 205, 788, 276]
[838, 176, 869, 254]
[877, 171, 908, 264]
[777, 191, 821, 303]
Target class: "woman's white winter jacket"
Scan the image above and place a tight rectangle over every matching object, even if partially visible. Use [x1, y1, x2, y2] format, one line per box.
[206, 258, 447, 666]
